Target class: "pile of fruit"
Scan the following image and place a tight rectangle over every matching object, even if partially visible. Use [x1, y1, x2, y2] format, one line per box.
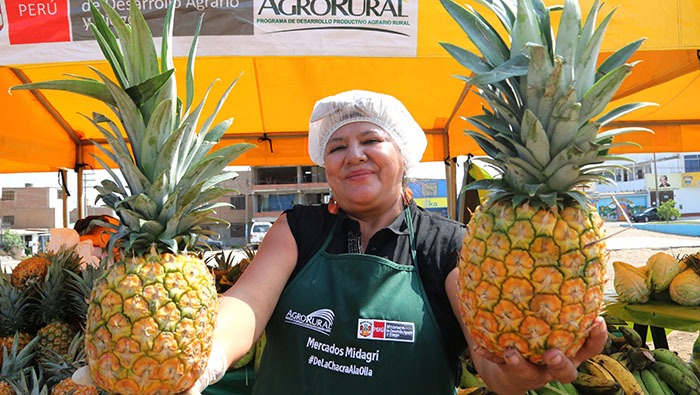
[3, 0, 254, 392]
[0, 246, 95, 395]
[458, 317, 700, 394]
[0, 244, 257, 394]
[614, 251, 700, 306]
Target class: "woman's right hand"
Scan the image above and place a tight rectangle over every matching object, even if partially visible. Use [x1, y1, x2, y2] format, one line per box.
[180, 342, 229, 394]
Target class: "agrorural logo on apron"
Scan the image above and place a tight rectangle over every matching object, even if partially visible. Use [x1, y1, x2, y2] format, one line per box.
[285, 308, 335, 335]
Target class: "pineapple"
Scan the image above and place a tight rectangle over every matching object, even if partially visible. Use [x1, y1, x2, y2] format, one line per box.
[42, 332, 100, 395]
[33, 260, 80, 365]
[11, 246, 82, 291]
[0, 334, 40, 395]
[14, 0, 253, 392]
[51, 379, 100, 395]
[0, 271, 34, 367]
[5, 368, 49, 395]
[11, 255, 50, 290]
[441, 0, 654, 363]
[205, 246, 254, 293]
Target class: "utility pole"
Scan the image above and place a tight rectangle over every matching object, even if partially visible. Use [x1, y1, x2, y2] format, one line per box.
[653, 153, 660, 207]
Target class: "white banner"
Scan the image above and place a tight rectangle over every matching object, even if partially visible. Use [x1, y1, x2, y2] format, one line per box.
[0, 0, 418, 65]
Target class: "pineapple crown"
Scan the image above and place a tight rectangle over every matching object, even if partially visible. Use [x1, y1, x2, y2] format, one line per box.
[440, 0, 656, 208]
[12, 0, 254, 255]
[0, 273, 32, 337]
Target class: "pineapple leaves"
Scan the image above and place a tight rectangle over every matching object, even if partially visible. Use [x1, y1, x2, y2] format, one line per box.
[596, 38, 645, 78]
[441, 0, 652, 208]
[92, 67, 147, 165]
[521, 110, 550, 167]
[554, 0, 581, 67]
[580, 63, 634, 123]
[185, 14, 205, 114]
[128, 0, 159, 85]
[575, 3, 616, 98]
[141, 99, 175, 181]
[596, 126, 655, 142]
[511, 0, 544, 58]
[88, 1, 128, 88]
[439, 0, 509, 67]
[132, 193, 159, 220]
[468, 53, 529, 86]
[596, 102, 658, 126]
[9, 79, 116, 106]
[124, 70, 175, 108]
[439, 43, 492, 74]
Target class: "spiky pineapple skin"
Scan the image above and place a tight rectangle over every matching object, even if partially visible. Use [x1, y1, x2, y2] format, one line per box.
[11, 256, 50, 290]
[85, 253, 218, 395]
[36, 321, 77, 365]
[458, 201, 608, 364]
[50, 378, 99, 395]
[0, 333, 32, 368]
[0, 381, 13, 395]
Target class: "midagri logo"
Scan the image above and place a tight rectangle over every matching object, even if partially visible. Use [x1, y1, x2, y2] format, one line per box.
[258, 0, 409, 18]
[285, 308, 335, 335]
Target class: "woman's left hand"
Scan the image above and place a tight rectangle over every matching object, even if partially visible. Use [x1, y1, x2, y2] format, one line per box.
[472, 316, 608, 392]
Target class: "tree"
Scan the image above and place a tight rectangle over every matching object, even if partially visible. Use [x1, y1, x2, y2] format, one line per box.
[658, 200, 681, 222]
[1, 230, 23, 253]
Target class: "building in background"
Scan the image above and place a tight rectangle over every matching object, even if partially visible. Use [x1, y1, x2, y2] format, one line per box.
[0, 184, 61, 254]
[593, 153, 700, 221]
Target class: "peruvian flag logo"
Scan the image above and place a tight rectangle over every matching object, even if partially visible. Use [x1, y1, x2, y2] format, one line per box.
[5, 0, 70, 44]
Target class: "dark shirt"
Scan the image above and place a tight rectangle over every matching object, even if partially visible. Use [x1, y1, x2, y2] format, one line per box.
[284, 201, 468, 379]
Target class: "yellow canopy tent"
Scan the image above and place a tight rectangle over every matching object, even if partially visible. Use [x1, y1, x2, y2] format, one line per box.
[0, 0, 698, 218]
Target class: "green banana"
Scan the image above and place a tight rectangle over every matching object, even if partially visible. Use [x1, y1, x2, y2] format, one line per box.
[639, 368, 664, 395]
[692, 333, 700, 370]
[652, 369, 677, 395]
[535, 382, 576, 395]
[618, 326, 644, 348]
[253, 330, 267, 373]
[652, 361, 700, 395]
[232, 343, 256, 369]
[632, 369, 649, 395]
[603, 314, 628, 327]
[459, 356, 486, 388]
[653, 348, 700, 386]
[571, 372, 621, 394]
[689, 358, 700, 382]
[557, 382, 579, 395]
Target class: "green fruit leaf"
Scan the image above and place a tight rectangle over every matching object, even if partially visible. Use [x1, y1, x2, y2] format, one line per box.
[439, 43, 492, 73]
[11, 79, 115, 106]
[440, 0, 509, 66]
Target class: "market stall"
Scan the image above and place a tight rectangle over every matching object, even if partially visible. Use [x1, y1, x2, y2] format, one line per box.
[2, 1, 700, 394]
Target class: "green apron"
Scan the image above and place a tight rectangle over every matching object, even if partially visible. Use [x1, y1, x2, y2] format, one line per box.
[253, 208, 456, 394]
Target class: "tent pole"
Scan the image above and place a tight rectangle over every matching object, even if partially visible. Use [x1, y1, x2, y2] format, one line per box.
[77, 166, 84, 220]
[60, 169, 69, 227]
[443, 81, 473, 221]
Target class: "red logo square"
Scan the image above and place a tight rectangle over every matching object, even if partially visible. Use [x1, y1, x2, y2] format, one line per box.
[6, 0, 70, 44]
[372, 321, 385, 339]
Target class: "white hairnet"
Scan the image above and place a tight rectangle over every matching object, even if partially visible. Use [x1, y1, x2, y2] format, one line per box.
[308, 90, 427, 169]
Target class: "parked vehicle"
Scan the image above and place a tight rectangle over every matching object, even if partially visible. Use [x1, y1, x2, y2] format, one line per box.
[206, 239, 224, 249]
[632, 206, 679, 222]
[249, 221, 273, 247]
[633, 207, 659, 222]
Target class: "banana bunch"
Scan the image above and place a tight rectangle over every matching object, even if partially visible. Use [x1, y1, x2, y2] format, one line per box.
[526, 381, 579, 395]
[457, 353, 495, 394]
[575, 354, 636, 394]
[612, 342, 700, 394]
[602, 315, 648, 355]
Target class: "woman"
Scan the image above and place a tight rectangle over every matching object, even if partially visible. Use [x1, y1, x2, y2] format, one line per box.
[183, 90, 609, 395]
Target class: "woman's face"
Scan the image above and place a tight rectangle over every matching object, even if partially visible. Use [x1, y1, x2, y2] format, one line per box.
[324, 122, 405, 212]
